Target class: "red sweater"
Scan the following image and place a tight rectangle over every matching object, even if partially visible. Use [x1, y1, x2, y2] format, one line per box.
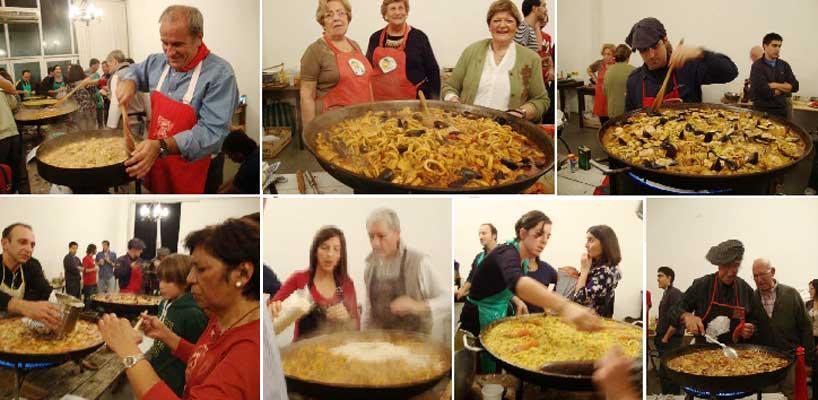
[144, 317, 260, 400]
[272, 269, 359, 339]
[82, 255, 97, 286]
[121, 265, 142, 293]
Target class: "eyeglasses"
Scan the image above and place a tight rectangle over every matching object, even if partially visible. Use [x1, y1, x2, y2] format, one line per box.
[323, 10, 348, 20]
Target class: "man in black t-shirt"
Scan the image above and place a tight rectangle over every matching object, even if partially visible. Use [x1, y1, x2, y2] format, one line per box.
[1, 223, 60, 329]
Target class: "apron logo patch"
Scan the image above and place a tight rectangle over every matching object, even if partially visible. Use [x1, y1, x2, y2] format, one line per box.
[379, 56, 398, 74]
[156, 115, 174, 139]
[348, 59, 366, 77]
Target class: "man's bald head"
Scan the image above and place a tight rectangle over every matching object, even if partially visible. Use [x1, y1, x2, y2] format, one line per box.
[750, 46, 764, 62]
[752, 258, 776, 292]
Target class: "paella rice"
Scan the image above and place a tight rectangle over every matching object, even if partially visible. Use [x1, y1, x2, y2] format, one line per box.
[282, 334, 449, 386]
[315, 107, 547, 188]
[666, 348, 789, 376]
[601, 108, 806, 175]
[0, 318, 102, 355]
[39, 136, 129, 169]
[482, 315, 642, 371]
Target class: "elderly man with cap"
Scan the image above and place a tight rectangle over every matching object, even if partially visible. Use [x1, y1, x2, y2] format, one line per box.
[362, 208, 448, 335]
[116, 5, 239, 194]
[667, 239, 761, 345]
[751, 258, 813, 400]
[623, 17, 738, 112]
[114, 238, 146, 291]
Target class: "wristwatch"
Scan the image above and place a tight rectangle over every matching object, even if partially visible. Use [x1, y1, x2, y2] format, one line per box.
[158, 138, 170, 158]
[122, 353, 145, 369]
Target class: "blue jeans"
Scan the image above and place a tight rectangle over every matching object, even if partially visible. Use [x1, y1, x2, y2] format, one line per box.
[98, 276, 116, 294]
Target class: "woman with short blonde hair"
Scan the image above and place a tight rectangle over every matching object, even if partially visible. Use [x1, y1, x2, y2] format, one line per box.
[441, 0, 549, 121]
[365, 0, 440, 100]
[301, 0, 372, 126]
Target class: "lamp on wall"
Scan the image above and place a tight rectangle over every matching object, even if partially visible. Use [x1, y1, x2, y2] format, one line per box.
[69, 0, 103, 26]
[139, 203, 170, 222]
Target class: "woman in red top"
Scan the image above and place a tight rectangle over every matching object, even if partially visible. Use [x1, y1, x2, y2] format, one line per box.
[98, 218, 260, 400]
[271, 226, 359, 340]
[82, 244, 98, 307]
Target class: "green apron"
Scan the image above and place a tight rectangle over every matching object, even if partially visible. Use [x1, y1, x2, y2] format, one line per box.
[21, 81, 31, 97]
[466, 240, 529, 372]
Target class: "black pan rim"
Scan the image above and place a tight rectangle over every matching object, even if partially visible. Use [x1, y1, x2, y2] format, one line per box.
[302, 100, 555, 193]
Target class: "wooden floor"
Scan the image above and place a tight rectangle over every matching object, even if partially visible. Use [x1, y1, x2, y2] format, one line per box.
[0, 347, 126, 400]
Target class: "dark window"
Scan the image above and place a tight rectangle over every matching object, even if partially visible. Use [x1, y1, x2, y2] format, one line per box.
[7, 22, 40, 57]
[0, 26, 7, 58]
[5, 0, 39, 7]
[41, 0, 72, 55]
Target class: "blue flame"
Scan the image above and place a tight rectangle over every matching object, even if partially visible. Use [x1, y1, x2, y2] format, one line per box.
[0, 359, 57, 370]
[683, 386, 753, 399]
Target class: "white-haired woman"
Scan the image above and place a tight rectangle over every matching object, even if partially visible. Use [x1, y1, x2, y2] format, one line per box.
[300, 0, 373, 126]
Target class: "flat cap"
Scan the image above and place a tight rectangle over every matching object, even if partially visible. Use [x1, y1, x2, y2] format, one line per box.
[625, 17, 666, 51]
[705, 239, 744, 265]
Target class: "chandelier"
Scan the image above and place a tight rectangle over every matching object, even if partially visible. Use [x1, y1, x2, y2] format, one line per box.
[69, 0, 103, 26]
[139, 203, 170, 222]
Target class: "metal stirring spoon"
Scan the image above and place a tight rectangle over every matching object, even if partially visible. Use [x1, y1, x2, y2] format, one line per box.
[704, 333, 739, 359]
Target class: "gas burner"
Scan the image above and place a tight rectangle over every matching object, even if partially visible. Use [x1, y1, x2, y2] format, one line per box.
[683, 386, 755, 400]
[0, 359, 57, 370]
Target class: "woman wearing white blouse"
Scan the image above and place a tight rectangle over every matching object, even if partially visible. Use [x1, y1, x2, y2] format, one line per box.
[441, 0, 549, 121]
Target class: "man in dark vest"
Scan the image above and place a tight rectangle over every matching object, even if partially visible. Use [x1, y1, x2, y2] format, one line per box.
[362, 208, 447, 334]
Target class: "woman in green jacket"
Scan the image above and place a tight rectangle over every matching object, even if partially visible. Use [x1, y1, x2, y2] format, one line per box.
[146, 254, 208, 397]
[441, 0, 549, 122]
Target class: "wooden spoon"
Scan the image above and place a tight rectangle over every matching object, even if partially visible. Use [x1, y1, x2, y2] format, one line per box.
[651, 38, 684, 114]
[417, 90, 436, 128]
[120, 104, 136, 152]
[52, 77, 92, 108]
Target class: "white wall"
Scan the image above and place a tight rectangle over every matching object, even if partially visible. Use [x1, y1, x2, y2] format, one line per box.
[125, 0, 260, 142]
[0, 197, 130, 280]
[263, 0, 556, 70]
[453, 198, 644, 321]
[0, 197, 258, 280]
[646, 198, 818, 322]
[74, 0, 130, 69]
[558, 0, 818, 128]
[263, 197, 452, 345]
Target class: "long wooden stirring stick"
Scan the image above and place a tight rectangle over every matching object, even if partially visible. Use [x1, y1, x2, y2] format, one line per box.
[120, 104, 136, 152]
[651, 38, 685, 114]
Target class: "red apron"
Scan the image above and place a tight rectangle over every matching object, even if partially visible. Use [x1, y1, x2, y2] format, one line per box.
[593, 62, 611, 117]
[538, 31, 554, 83]
[701, 275, 747, 344]
[320, 36, 373, 111]
[642, 72, 682, 109]
[146, 56, 210, 194]
[371, 25, 424, 101]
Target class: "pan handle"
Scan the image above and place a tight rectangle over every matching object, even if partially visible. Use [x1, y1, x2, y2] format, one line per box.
[461, 331, 483, 353]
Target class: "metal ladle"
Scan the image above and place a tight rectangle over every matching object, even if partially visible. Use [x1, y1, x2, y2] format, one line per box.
[704, 333, 739, 359]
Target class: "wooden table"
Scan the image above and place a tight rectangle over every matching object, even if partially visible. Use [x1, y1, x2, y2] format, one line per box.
[0, 347, 125, 400]
[557, 79, 583, 113]
[792, 100, 818, 113]
[576, 85, 595, 128]
[263, 84, 302, 149]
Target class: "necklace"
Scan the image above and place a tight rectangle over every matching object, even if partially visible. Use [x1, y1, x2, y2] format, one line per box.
[210, 304, 260, 342]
